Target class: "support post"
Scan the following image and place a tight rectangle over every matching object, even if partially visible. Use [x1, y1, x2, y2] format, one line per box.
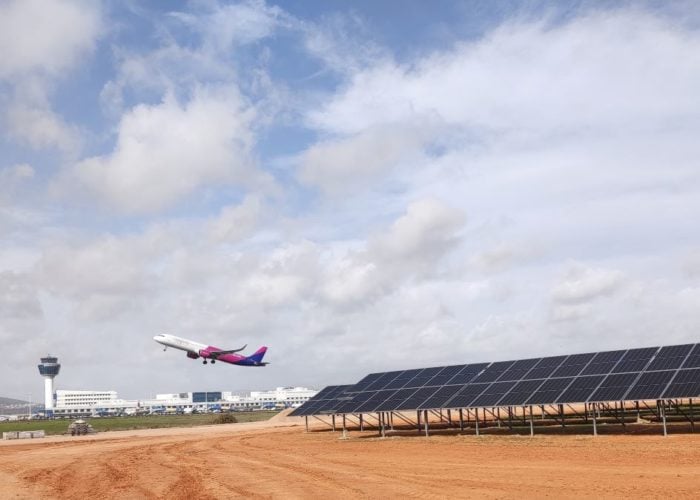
[592, 404, 597, 437]
[620, 401, 625, 430]
[475, 409, 480, 437]
[417, 410, 421, 435]
[690, 398, 694, 432]
[529, 406, 534, 437]
[342, 414, 347, 439]
[447, 409, 452, 427]
[507, 407, 513, 429]
[332, 414, 336, 432]
[496, 407, 501, 428]
[305, 415, 309, 433]
[360, 413, 364, 432]
[459, 408, 464, 431]
[661, 400, 667, 437]
[424, 410, 429, 437]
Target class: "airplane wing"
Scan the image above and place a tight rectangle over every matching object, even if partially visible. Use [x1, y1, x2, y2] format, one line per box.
[208, 345, 247, 359]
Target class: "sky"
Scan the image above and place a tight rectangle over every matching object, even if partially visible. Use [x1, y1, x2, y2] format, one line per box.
[1, 0, 700, 401]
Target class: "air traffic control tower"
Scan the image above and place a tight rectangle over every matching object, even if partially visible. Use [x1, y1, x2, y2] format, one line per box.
[38, 355, 61, 417]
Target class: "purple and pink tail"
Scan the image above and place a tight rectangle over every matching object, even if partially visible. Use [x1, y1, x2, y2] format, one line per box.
[247, 346, 267, 364]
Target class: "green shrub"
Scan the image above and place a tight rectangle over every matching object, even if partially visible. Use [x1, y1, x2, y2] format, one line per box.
[212, 413, 238, 424]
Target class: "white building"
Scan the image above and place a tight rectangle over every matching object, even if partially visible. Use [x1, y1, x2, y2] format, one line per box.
[55, 390, 119, 407]
[51, 387, 318, 417]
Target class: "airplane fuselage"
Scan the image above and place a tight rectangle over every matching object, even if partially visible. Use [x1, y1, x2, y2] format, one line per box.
[153, 334, 268, 366]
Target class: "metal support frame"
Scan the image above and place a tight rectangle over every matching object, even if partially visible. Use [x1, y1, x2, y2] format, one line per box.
[459, 408, 464, 431]
[475, 408, 480, 436]
[305, 415, 309, 432]
[424, 410, 429, 437]
[389, 411, 417, 428]
[417, 410, 422, 434]
[311, 414, 335, 429]
[332, 414, 336, 432]
[668, 399, 696, 430]
[342, 414, 347, 439]
[529, 406, 534, 437]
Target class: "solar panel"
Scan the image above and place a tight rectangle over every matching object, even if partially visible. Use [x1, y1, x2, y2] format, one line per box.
[472, 360, 515, 383]
[362, 372, 399, 391]
[580, 350, 626, 375]
[681, 344, 700, 369]
[497, 358, 541, 382]
[526, 377, 573, 405]
[471, 381, 518, 407]
[446, 363, 489, 384]
[418, 385, 463, 409]
[350, 373, 384, 392]
[523, 355, 567, 380]
[557, 375, 605, 403]
[646, 344, 694, 371]
[625, 370, 676, 401]
[290, 385, 354, 416]
[424, 365, 466, 386]
[497, 379, 546, 406]
[411, 367, 447, 387]
[293, 342, 699, 417]
[551, 352, 595, 377]
[395, 387, 439, 411]
[382, 370, 416, 390]
[445, 383, 490, 408]
[612, 347, 659, 373]
[374, 388, 420, 412]
[354, 390, 397, 413]
[663, 368, 700, 398]
[588, 373, 639, 402]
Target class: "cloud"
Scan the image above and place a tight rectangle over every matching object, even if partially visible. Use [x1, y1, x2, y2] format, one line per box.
[0, 0, 100, 153]
[69, 87, 266, 213]
[208, 196, 262, 243]
[299, 125, 428, 194]
[0, 0, 101, 78]
[309, 11, 700, 136]
[179, 0, 288, 51]
[320, 199, 466, 306]
[552, 263, 624, 304]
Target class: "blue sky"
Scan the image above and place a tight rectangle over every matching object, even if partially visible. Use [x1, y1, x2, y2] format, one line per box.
[1, 0, 700, 400]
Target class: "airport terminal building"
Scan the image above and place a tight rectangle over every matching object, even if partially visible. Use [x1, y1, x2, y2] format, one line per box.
[50, 387, 318, 418]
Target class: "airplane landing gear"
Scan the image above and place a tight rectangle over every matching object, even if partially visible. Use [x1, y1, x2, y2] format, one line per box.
[203, 360, 207, 364]
[211, 360, 216, 364]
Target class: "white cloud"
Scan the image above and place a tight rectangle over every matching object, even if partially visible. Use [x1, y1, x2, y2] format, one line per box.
[0, 0, 101, 78]
[0, 0, 100, 153]
[208, 196, 262, 243]
[299, 125, 428, 194]
[309, 11, 700, 137]
[5, 101, 80, 153]
[69, 87, 266, 213]
[552, 263, 624, 304]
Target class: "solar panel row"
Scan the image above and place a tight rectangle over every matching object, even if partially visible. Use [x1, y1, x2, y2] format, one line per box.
[291, 343, 700, 417]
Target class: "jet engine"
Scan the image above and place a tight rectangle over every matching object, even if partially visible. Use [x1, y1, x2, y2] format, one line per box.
[186, 351, 199, 360]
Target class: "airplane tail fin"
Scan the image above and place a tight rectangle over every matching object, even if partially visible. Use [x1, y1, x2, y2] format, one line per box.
[247, 346, 268, 365]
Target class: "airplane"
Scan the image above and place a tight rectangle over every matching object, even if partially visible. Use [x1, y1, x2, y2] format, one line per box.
[153, 333, 269, 366]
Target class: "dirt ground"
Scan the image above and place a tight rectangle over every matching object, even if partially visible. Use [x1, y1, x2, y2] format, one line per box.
[1, 416, 698, 499]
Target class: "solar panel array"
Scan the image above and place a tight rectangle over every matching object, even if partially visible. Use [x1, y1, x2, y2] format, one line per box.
[291, 343, 700, 417]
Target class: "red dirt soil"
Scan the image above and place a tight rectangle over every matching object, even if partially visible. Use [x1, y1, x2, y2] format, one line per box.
[1, 419, 698, 499]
